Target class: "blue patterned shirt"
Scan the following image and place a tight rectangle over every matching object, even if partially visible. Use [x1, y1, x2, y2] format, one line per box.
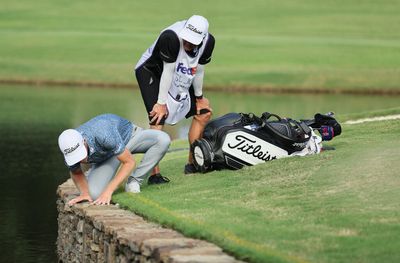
[68, 114, 134, 171]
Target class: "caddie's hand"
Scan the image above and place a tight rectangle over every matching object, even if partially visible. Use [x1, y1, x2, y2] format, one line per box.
[68, 193, 93, 206]
[149, 103, 168, 125]
[196, 97, 212, 115]
[93, 190, 112, 206]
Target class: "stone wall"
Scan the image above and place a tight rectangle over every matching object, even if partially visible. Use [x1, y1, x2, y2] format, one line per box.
[57, 179, 242, 263]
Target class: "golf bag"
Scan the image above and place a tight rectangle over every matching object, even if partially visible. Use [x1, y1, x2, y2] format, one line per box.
[191, 111, 341, 172]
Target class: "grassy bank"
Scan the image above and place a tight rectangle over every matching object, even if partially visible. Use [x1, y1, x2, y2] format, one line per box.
[1, 0, 400, 90]
[114, 111, 400, 263]
[1, 85, 399, 262]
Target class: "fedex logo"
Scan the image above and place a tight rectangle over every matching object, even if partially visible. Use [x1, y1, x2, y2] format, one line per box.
[177, 63, 197, 75]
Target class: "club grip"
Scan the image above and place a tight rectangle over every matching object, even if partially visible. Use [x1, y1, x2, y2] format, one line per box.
[199, 109, 211, 115]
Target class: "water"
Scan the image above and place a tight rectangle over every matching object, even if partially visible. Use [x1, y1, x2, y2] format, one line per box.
[0, 123, 66, 262]
[1, 85, 399, 262]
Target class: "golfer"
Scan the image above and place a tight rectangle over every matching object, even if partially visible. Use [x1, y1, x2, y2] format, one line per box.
[58, 113, 170, 205]
[134, 15, 215, 175]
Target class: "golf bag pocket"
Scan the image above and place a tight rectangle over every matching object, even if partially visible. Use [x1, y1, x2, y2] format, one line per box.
[165, 92, 191, 125]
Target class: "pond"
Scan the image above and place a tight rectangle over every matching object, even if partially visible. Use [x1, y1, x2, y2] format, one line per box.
[0, 85, 399, 262]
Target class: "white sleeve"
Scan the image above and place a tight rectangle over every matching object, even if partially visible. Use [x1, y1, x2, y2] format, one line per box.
[192, 64, 205, 97]
[157, 62, 175, 104]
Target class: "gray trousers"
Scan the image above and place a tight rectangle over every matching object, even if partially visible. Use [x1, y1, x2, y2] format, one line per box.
[86, 127, 170, 199]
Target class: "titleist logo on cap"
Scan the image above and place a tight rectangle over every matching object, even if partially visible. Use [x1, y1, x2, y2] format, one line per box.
[64, 143, 80, 155]
[186, 24, 202, 35]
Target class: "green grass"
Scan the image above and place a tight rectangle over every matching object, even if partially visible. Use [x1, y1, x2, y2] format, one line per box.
[113, 111, 400, 263]
[1, 0, 400, 90]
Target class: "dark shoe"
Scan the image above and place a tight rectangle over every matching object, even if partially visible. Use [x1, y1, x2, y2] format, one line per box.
[148, 173, 170, 185]
[184, 163, 198, 175]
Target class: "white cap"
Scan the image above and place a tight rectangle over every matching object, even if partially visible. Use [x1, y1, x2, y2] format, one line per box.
[58, 129, 87, 166]
[179, 15, 209, 45]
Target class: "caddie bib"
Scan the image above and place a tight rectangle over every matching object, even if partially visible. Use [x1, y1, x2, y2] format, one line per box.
[136, 21, 209, 125]
[164, 21, 208, 124]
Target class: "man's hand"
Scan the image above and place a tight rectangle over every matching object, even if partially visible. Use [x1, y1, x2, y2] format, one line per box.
[196, 97, 212, 115]
[68, 193, 93, 206]
[93, 190, 113, 205]
[150, 103, 168, 125]
[90, 148, 136, 206]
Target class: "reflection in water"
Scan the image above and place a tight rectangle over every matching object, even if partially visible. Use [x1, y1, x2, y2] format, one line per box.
[0, 85, 399, 262]
[0, 123, 67, 263]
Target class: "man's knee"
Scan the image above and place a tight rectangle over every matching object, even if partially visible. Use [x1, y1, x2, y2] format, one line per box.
[157, 131, 171, 152]
[194, 112, 212, 124]
[89, 187, 101, 201]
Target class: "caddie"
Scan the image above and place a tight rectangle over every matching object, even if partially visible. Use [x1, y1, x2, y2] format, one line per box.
[134, 15, 216, 175]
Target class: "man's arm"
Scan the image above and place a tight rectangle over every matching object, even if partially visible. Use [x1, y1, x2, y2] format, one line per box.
[149, 62, 175, 125]
[149, 30, 179, 125]
[68, 168, 92, 205]
[93, 148, 136, 205]
[157, 61, 175, 104]
[193, 64, 205, 98]
[194, 32, 215, 115]
[193, 64, 212, 114]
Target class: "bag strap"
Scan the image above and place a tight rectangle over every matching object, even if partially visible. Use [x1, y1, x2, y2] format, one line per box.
[261, 112, 312, 142]
[261, 112, 282, 122]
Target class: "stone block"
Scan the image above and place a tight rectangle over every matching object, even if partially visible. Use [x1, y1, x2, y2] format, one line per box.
[121, 228, 182, 253]
[90, 243, 100, 252]
[77, 220, 84, 233]
[92, 228, 100, 243]
[76, 235, 83, 244]
[141, 238, 199, 258]
[104, 241, 116, 263]
[117, 254, 128, 263]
